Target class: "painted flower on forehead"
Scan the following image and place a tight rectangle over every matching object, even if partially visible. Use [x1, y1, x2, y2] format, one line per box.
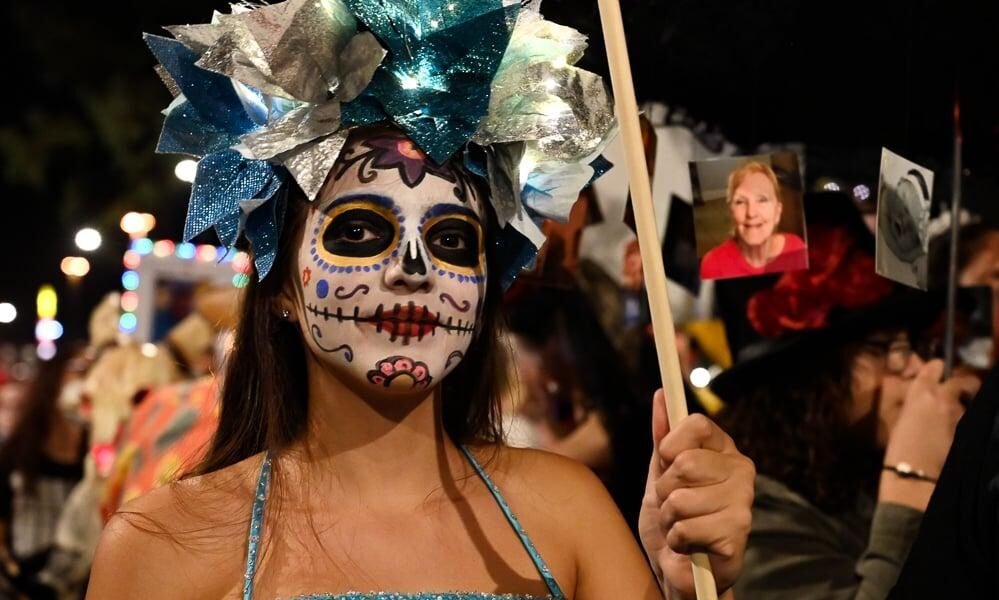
[362, 136, 456, 188]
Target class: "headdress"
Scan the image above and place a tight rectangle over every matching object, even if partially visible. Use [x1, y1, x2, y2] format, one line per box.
[146, 0, 616, 283]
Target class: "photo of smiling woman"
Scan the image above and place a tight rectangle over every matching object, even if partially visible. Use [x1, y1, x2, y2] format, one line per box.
[696, 157, 809, 281]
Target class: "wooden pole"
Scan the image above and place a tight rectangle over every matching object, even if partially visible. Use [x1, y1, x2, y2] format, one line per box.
[594, 1, 718, 598]
[944, 92, 961, 378]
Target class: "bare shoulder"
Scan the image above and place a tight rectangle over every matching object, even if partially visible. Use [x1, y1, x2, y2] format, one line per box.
[87, 455, 263, 600]
[482, 446, 612, 508]
[468, 445, 628, 545]
[470, 445, 659, 599]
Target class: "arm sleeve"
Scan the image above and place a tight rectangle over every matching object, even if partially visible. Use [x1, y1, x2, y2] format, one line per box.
[736, 489, 921, 600]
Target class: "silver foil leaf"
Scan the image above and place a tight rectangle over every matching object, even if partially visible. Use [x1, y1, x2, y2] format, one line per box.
[531, 68, 615, 163]
[279, 132, 350, 201]
[485, 143, 525, 228]
[236, 101, 342, 161]
[196, 0, 360, 103]
[164, 23, 223, 53]
[337, 32, 387, 103]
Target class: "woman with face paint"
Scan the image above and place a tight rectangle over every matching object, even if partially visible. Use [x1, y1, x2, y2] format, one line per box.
[700, 161, 808, 280]
[87, 3, 755, 599]
[87, 125, 754, 600]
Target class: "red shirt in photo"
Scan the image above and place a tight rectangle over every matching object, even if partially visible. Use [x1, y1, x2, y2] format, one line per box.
[700, 233, 808, 281]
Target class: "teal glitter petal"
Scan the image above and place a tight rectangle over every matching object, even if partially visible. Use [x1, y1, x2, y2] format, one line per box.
[341, 0, 519, 163]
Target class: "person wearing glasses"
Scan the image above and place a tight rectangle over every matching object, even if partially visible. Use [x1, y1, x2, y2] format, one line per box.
[708, 192, 981, 600]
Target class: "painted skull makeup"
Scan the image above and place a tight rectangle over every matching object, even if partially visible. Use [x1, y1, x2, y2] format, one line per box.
[296, 129, 487, 394]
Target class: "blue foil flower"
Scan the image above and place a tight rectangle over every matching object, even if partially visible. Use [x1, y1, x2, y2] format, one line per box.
[145, 34, 288, 278]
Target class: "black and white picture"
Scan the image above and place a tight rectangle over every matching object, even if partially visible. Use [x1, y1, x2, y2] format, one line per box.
[876, 148, 934, 290]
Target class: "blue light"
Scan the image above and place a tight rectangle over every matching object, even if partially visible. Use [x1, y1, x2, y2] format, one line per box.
[119, 312, 137, 333]
[122, 271, 140, 291]
[132, 238, 154, 256]
[35, 319, 63, 341]
[176, 242, 197, 260]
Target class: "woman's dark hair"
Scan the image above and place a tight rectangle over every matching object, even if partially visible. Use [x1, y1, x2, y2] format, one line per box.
[715, 342, 883, 515]
[504, 284, 651, 536]
[0, 346, 80, 493]
[191, 135, 507, 477]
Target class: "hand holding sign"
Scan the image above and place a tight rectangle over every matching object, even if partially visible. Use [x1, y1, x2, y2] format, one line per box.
[639, 390, 755, 599]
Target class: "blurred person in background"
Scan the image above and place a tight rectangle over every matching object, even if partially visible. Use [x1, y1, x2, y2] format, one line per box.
[504, 282, 653, 536]
[0, 380, 27, 443]
[711, 193, 981, 600]
[0, 345, 90, 599]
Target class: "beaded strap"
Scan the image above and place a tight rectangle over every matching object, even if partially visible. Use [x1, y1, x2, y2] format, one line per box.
[243, 452, 272, 600]
[458, 447, 566, 600]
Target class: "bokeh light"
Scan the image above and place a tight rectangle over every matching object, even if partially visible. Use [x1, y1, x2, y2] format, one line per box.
[174, 159, 198, 183]
[119, 312, 138, 333]
[176, 242, 197, 260]
[689, 367, 712, 389]
[35, 319, 64, 342]
[121, 271, 140, 291]
[123, 250, 142, 270]
[132, 238, 154, 256]
[74, 228, 102, 252]
[120, 291, 139, 313]
[153, 240, 176, 258]
[60, 257, 91, 278]
[232, 273, 251, 288]
[0, 303, 16, 324]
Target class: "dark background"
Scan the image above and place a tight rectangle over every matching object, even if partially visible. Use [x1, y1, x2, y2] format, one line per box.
[1, 0, 996, 343]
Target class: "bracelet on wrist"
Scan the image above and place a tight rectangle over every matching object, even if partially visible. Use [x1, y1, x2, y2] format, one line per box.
[883, 462, 938, 483]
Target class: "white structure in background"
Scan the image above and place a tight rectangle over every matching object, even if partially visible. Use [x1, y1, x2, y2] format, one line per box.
[583, 102, 737, 324]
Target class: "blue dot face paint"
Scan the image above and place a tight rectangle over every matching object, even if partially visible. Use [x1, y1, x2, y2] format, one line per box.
[295, 128, 487, 396]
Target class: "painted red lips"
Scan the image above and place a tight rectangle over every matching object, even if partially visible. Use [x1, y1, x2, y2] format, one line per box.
[304, 301, 476, 345]
[370, 303, 440, 339]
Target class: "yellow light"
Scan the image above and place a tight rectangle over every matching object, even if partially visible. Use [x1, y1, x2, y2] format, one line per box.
[37, 285, 58, 319]
[60, 257, 91, 278]
[120, 212, 157, 239]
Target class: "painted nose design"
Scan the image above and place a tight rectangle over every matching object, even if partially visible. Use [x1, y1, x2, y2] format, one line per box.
[402, 239, 428, 276]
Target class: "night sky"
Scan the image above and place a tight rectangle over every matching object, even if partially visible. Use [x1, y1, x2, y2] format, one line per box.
[1, 0, 996, 344]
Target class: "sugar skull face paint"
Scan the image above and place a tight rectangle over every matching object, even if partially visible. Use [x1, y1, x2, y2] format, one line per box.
[296, 128, 487, 395]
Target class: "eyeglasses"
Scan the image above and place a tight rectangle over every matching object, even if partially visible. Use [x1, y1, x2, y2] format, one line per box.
[859, 337, 920, 374]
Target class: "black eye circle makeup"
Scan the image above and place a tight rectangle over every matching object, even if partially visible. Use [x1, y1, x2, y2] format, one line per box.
[324, 209, 396, 257]
[311, 198, 401, 271]
[424, 218, 481, 268]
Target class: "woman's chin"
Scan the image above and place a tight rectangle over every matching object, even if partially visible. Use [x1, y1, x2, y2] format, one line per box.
[738, 232, 773, 248]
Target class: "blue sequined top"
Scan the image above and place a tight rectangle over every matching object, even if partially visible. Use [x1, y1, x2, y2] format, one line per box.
[243, 447, 565, 600]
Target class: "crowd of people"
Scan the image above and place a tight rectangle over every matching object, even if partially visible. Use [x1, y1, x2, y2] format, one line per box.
[0, 1, 996, 599]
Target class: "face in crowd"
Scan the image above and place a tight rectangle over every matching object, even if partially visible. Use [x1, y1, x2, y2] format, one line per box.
[728, 165, 783, 248]
[293, 128, 488, 399]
